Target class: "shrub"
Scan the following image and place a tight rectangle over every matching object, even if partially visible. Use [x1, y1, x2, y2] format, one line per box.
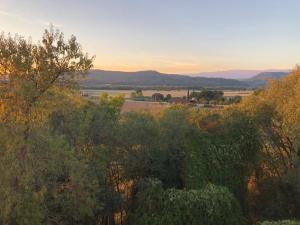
[127, 179, 246, 225]
[259, 220, 300, 225]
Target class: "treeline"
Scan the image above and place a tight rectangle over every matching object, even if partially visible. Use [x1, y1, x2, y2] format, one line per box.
[0, 29, 300, 225]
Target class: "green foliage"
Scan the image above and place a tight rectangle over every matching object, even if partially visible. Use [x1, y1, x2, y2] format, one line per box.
[0, 126, 100, 225]
[259, 221, 300, 225]
[0, 26, 94, 124]
[190, 90, 224, 103]
[237, 67, 300, 221]
[131, 89, 143, 98]
[128, 179, 246, 225]
[158, 107, 204, 188]
[253, 167, 300, 220]
[184, 109, 261, 202]
[116, 112, 161, 180]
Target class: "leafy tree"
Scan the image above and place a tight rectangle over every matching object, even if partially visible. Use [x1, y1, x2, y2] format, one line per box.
[127, 179, 246, 225]
[49, 93, 125, 225]
[229, 95, 242, 104]
[0, 28, 97, 225]
[158, 106, 204, 188]
[185, 108, 262, 217]
[165, 93, 172, 101]
[260, 221, 300, 225]
[190, 90, 224, 103]
[152, 92, 164, 102]
[0, 27, 93, 125]
[116, 112, 161, 180]
[236, 67, 300, 221]
[0, 126, 100, 225]
[130, 89, 143, 98]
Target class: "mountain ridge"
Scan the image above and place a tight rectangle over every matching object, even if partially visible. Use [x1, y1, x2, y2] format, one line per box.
[79, 69, 290, 89]
[245, 71, 289, 87]
[189, 69, 290, 79]
[80, 69, 248, 89]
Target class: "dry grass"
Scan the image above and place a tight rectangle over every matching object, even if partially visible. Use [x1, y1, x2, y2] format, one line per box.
[83, 89, 253, 114]
[82, 89, 253, 98]
[121, 100, 169, 114]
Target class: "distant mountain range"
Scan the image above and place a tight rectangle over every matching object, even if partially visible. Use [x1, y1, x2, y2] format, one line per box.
[190, 69, 290, 79]
[245, 71, 289, 87]
[79, 69, 290, 89]
[247, 71, 288, 81]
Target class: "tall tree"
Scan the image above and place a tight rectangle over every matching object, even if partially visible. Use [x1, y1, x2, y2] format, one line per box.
[0, 27, 94, 126]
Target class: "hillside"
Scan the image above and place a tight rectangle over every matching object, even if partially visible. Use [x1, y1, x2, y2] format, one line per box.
[80, 70, 249, 89]
[246, 71, 289, 87]
[248, 71, 288, 81]
[190, 70, 290, 79]
[190, 70, 265, 79]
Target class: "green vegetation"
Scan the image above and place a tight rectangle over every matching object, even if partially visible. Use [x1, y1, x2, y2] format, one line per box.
[0, 28, 300, 225]
[259, 221, 300, 225]
[127, 180, 246, 225]
[130, 89, 144, 99]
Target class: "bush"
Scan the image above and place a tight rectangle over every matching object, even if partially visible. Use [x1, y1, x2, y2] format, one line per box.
[127, 179, 246, 225]
[259, 220, 300, 225]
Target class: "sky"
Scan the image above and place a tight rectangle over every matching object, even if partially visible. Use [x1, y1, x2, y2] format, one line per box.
[0, 0, 300, 74]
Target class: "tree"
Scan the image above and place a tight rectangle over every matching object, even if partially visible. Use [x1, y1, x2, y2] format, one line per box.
[0, 28, 97, 225]
[117, 112, 160, 179]
[127, 179, 246, 225]
[235, 67, 300, 221]
[185, 108, 262, 217]
[165, 93, 172, 102]
[49, 93, 126, 225]
[130, 89, 143, 99]
[229, 96, 242, 104]
[259, 221, 300, 225]
[151, 92, 164, 102]
[159, 106, 204, 188]
[0, 124, 101, 225]
[190, 90, 224, 103]
[0, 27, 94, 124]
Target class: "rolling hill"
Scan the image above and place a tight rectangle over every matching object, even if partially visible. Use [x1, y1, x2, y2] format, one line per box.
[245, 71, 289, 87]
[79, 70, 290, 89]
[80, 70, 249, 89]
[189, 70, 266, 79]
[248, 71, 288, 81]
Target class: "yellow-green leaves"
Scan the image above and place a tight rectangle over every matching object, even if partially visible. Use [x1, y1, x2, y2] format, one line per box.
[0, 27, 94, 125]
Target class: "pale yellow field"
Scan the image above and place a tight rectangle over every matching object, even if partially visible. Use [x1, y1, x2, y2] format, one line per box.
[82, 89, 253, 98]
[121, 100, 169, 114]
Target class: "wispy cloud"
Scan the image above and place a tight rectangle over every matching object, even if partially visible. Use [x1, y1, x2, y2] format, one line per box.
[0, 9, 62, 28]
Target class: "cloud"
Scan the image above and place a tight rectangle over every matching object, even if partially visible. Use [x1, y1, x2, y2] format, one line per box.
[0, 9, 62, 28]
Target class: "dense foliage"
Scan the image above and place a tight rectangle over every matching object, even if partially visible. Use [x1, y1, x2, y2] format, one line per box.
[0, 29, 300, 225]
[259, 221, 300, 225]
[127, 179, 245, 225]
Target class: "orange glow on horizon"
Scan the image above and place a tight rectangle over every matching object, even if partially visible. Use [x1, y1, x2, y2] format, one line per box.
[92, 64, 293, 74]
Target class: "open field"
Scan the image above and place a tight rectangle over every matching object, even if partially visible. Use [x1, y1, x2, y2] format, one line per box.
[84, 89, 253, 114]
[121, 100, 229, 114]
[82, 89, 253, 98]
[121, 100, 169, 114]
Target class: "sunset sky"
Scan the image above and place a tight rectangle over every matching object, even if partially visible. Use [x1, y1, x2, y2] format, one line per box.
[1, 0, 299, 73]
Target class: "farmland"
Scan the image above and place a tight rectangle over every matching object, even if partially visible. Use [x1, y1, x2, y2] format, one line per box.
[121, 100, 169, 114]
[81, 89, 253, 98]
[82, 89, 253, 113]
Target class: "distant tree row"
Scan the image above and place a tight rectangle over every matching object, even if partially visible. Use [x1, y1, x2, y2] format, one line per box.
[189, 90, 242, 104]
